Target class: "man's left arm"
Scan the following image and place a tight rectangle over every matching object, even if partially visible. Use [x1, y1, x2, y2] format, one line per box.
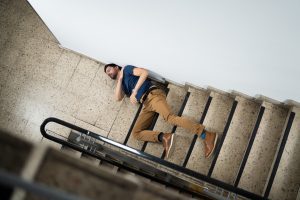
[130, 67, 149, 104]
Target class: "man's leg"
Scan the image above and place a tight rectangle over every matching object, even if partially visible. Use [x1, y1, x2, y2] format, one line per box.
[147, 89, 217, 158]
[132, 101, 174, 158]
[148, 89, 205, 134]
[132, 105, 160, 142]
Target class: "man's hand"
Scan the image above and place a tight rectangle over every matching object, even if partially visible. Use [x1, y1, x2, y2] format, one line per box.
[129, 67, 148, 104]
[130, 90, 138, 104]
[118, 67, 124, 81]
[115, 67, 125, 101]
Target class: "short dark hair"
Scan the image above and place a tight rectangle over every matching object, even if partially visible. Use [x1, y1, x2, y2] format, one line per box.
[104, 63, 122, 73]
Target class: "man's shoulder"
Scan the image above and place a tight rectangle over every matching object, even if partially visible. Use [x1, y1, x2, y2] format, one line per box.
[124, 65, 135, 69]
[123, 65, 135, 74]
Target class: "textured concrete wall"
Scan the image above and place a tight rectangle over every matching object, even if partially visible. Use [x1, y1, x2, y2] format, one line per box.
[0, 0, 124, 146]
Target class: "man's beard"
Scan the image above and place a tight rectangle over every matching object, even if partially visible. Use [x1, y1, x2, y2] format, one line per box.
[111, 74, 117, 80]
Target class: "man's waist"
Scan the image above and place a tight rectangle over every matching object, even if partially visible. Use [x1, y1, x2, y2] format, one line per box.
[140, 86, 160, 103]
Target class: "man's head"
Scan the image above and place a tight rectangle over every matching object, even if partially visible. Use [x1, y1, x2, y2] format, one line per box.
[104, 63, 122, 80]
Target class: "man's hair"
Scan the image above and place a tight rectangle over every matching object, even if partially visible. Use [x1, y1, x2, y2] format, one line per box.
[104, 63, 122, 72]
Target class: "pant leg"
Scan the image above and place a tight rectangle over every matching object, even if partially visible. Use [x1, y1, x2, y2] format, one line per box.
[132, 104, 161, 142]
[147, 89, 205, 135]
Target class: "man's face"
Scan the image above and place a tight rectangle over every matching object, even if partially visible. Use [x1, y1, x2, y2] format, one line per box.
[105, 66, 118, 80]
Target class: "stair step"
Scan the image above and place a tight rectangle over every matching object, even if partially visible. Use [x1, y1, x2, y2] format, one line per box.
[125, 104, 148, 150]
[166, 87, 209, 165]
[185, 91, 235, 175]
[27, 149, 140, 200]
[134, 174, 152, 183]
[111, 166, 119, 174]
[46, 110, 77, 139]
[238, 101, 289, 195]
[41, 137, 62, 149]
[60, 145, 82, 158]
[0, 131, 33, 174]
[108, 99, 140, 143]
[117, 168, 135, 176]
[74, 119, 109, 138]
[178, 191, 193, 198]
[99, 160, 116, 170]
[211, 96, 261, 184]
[134, 178, 189, 200]
[269, 106, 300, 200]
[144, 84, 187, 157]
[81, 153, 100, 166]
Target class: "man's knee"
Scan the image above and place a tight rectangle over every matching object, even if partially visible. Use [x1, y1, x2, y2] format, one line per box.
[164, 113, 176, 123]
[132, 129, 143, 140]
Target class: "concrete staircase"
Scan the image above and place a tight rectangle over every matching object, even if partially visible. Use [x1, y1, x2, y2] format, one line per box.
[40, 82, 300, 200]
[0, 80, 295, 200]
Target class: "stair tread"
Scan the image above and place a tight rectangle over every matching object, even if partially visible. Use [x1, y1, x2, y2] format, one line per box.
[93, 89, 123, 131]
[269, 107, 300, 200]
[185, 91, 235, 175]
[75, 119, 109, 138]
[211, 96, 261, 184]
[108, 99, 139, 143]
[30, 149, 139, 200]
[238, 102, 288, 195]
[81, 153, 101, 166]
[46, 111, 76, 139]
[41, 137, 62, 149]
[166, 87, 209, 165]
[60, 145, 82, 158]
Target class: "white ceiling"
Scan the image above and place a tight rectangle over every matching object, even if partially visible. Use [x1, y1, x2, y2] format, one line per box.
[28, 0, 300, 102]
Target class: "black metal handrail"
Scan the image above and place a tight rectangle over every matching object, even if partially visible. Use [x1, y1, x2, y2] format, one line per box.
[41, 117, 265, 200]
[65, 130, 209, 199]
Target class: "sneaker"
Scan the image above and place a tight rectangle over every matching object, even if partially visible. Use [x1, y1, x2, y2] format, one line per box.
[162, 133, 174, 159]
[204, 131, 218, 158]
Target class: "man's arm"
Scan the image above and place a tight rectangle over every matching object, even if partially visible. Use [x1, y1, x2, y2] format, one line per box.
[115, 68, 124, 101]
[130, 67, 149, 104]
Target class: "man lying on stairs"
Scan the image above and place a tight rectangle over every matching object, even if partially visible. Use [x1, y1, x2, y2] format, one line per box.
[104, 63, 218, 158]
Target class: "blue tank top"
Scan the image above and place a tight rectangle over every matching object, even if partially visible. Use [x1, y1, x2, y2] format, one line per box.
[122, 65, 152, 102]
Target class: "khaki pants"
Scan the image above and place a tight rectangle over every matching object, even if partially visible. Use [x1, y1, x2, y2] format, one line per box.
[132, 89, 205, 142]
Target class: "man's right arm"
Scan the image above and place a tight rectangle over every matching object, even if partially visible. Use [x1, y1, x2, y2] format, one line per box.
[115, 68, 124, 101]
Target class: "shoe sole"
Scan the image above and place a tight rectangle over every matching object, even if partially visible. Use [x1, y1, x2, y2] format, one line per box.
[206, 134, 218, 158]
[166, 134, 174, 159]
